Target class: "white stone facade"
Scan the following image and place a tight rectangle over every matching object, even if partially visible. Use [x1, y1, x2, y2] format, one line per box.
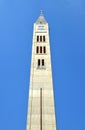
[26, 13, 57, 130]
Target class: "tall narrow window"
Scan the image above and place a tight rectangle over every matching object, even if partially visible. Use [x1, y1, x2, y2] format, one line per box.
[37, 36, 39, 42]
[40, 36, 42, 42]
[43, 46, 46, 53]
[43, 36, 45, 42]
[38, 59, 40, 66]
[42, 59, 44, 66]
[36, 46, 39, 53]
[40, 46, 42, 53]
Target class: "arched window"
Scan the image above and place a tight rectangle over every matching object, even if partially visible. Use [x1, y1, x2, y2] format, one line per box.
[43, 36, 45, 42]
[42, 59, 44, 66]
[43, 46, 46, 53]
[37, 36, 39, 42]
[38, 59, 40, 66]
[40, 46, 42, 53]
[40, 36, 42, 42]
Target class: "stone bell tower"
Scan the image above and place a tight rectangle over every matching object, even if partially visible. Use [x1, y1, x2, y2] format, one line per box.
[26, 11, 57, 130]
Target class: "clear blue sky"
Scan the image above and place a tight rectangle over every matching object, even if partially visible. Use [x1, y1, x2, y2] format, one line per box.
[0, 0, 85, 130]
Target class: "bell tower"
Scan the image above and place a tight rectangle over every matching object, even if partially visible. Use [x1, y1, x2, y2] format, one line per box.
[26, 11, 57, 130]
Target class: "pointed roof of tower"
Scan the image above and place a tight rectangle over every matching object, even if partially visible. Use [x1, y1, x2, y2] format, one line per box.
[36, 10, 47, 24]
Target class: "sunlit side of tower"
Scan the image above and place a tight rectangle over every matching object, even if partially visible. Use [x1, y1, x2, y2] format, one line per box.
[26, 11, 57, 130]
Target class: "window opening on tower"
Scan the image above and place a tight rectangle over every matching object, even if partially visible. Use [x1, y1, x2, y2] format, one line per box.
[36, 46, 39, 53]
[37, 35, 46, 42]
[37, 59, 45, 69]
[36, 46, 46, 54]
[43, 36, 45, 42]
[37, 36, 39, 42]
[42, 59, 44, 66]
[38, 59, 40, 66]
[40, 36, 42, 42]
[40, 46, 42, 53]
[43, 46, 46, 53]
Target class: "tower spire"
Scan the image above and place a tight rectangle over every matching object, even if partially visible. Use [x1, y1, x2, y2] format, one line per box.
[36, 10, 47, 24]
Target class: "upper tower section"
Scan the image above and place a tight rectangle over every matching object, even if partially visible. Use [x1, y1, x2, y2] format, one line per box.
[35, 10, 47, 24]
[32, 11, 50, 70]
[34, 11, 49, 34]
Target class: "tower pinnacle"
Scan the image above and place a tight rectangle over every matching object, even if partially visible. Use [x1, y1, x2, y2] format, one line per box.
[36, 10, 47, 24]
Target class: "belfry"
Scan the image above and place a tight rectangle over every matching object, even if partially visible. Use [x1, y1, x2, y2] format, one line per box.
[26, 11, 57, 130]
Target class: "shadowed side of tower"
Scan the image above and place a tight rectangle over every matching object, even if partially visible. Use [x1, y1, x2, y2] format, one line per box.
[26, 11, 57, 130]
